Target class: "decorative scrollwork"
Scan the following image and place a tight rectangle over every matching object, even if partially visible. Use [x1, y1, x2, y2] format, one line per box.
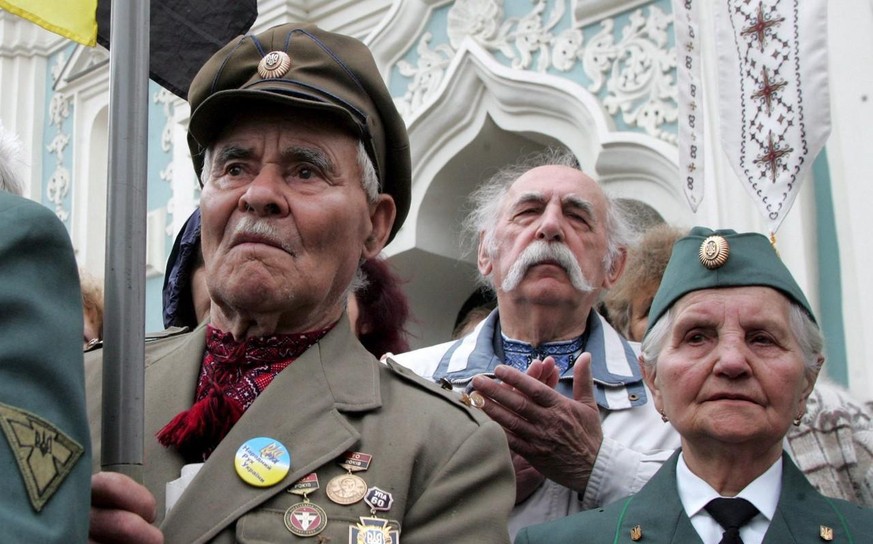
[394, 0, 678, 142]
[153, 88, 176, 153]
[46, 167, 70, 222]
[46, 89, 72, 223]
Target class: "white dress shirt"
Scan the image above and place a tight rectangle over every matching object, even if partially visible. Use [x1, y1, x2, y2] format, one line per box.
[677, 452, 782, 544]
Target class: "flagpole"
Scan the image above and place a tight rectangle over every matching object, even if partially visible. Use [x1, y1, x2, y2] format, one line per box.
[101, 0, 149, 481]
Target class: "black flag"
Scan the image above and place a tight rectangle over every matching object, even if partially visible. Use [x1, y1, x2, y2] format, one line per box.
[96, 0, 258, 99]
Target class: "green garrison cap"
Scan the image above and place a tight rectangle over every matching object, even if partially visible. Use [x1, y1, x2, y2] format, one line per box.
[646, 226, 816, 334]
[187, 22, 411, 242]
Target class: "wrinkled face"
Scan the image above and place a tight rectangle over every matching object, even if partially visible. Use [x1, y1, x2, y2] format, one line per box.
[479, 165, 619, 307]
[646, 287, 815, 452]
[191, 263, 210, 324]
[199, 110, 392, 331]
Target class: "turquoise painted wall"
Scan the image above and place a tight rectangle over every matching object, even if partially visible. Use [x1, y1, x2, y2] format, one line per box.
[813, 150, 847, 385]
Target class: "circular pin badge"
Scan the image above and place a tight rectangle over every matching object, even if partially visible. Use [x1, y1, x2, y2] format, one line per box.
[257, 50, 291, 79]
[284, 502, 328, 537]
[233, 437, 291, 487]
[325, 473, 368, 505]
[698, 235, 730, 269]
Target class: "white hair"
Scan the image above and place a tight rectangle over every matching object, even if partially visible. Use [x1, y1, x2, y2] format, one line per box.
[463, 147, 633, 288]
[0, 122, 25, 196]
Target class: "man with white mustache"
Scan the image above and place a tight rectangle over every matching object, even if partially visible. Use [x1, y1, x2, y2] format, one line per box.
[394, 148, 680, 539]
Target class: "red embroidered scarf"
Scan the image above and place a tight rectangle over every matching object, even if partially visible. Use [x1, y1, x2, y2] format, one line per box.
[157, 324, 331, 462]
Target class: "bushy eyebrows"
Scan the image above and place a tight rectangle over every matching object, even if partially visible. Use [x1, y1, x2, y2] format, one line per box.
[510, 192, 595, 216]
[211, 144, 337, 176]
[283, 146, 336, 175]
[213, 144, 252, 167]
[563, 195, 594, 217]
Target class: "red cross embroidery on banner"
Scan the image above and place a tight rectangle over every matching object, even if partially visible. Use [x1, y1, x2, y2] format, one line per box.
[754, 131, 794, 183]
[741, 3, 786, 52]
[752, 68, 787, 115]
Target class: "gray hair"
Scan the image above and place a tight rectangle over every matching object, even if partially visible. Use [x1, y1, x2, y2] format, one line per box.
[201, 140, 379, 204]
[463, 147, 634, 288]
[640, 297, 824, 381]
[0, 122, 25, 196]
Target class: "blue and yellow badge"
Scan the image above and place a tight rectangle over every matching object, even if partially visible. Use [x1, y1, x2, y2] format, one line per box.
[234, 437, 291, 487]
[0, 401, 84, 511]
[349, 516, 400, 544]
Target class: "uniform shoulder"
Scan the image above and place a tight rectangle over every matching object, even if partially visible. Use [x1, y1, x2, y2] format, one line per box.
[389, 341, 456, 378]
[84, 326, 193, 361]
[518, 498, 628, 543]
[381, 356, 491, 425]
[824, 495, 873, 528]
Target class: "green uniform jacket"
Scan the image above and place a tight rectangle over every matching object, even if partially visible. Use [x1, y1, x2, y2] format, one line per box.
[86, 317, 515, 543]
[516, 450, 873, 544]
[0, 192, 90, 542]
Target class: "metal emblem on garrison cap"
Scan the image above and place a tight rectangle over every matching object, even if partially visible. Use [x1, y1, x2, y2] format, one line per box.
[630, 525, 642, 541]
[699, 235, 730, 269]
[257, 51, 291, 79]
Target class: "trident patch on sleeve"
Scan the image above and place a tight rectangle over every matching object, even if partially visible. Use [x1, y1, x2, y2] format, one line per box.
[0, 401, 84, 511]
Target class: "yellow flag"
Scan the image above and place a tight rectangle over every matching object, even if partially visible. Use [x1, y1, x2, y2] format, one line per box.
[0, 0, 97, 46]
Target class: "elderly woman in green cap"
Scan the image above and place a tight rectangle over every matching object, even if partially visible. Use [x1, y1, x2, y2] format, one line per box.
[516, 227, 873, 544]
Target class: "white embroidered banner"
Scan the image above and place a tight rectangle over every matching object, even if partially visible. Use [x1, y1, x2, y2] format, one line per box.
[716, 0, 830, 234]
[673, 0, 705, 211]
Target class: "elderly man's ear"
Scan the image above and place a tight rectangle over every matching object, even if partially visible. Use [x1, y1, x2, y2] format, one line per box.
[363, 195, 396, 258]
[602, 247, 627, 289]
[476, 232, 493, 278]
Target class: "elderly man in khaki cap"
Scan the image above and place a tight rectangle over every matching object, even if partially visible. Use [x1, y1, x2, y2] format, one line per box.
[87, 23, 514, 543]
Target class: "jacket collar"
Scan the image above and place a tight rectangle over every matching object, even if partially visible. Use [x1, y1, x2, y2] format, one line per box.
[433, 309, 646, 409]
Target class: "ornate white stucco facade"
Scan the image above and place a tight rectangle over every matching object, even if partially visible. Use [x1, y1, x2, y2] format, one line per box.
[1, 0, 871, 399]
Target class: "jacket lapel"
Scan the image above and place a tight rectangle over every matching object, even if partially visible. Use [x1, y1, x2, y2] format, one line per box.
[617, 451, 704, 544]
[763, 453, 841, 544]
[160, 317, 381, 543]
[143, 323, 207, 523]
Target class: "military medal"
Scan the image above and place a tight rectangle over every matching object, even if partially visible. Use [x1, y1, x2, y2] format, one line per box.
[364, 487, 393, 515]
[233, 437, 291, 488]
[349, 516, 400, 544]
[284, 473, 328, 537]
[327, 451, 372, 505]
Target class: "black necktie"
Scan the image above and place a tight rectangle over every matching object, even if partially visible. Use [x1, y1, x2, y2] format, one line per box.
[704, 497, 759, 544]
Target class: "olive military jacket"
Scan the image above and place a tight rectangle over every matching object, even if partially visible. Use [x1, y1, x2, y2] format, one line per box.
[87, 316, 514, 543]
[515, 450, 873, 543]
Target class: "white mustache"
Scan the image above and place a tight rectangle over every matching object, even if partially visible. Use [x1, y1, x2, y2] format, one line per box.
[501, 240, 593, 293]
[232, 216, 294, 254]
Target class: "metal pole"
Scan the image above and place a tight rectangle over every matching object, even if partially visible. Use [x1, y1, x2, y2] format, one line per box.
[101, 0, 149, 482]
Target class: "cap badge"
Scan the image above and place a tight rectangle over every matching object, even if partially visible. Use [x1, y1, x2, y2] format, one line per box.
[699, 235, 730, 269]
[258, 51, 292, 79]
